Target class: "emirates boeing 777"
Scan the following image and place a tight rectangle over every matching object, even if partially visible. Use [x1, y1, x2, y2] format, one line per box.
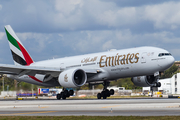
[0, 25, 174, 99]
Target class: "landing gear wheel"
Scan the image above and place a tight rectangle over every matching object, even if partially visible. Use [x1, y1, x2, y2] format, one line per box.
[66, 93, 70, 98]
[101, 91, 107, 99]
[62, 96, 66, 100]
[103, 95, 107, 99]
[110, 89, 114, 95]
[69, 90, 74, 96]
[64, 90, 68, 96]
[62, 93, 66, 100]
[97, 93, 101, 99]
[105, 89, 110, 97]
[101, 91, 105, 97]
[157, 82, 161, 87]
[64, 90, 70, 97]
[57, 94, 61, 100]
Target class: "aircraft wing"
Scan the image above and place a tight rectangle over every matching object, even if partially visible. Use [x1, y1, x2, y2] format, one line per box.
[0, 64, 99, 77]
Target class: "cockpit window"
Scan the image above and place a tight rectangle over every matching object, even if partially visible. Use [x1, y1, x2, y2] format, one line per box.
[158, 53, 172, 57]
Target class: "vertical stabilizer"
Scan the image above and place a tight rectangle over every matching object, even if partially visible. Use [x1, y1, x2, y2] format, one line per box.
[4, 25, 33, 66]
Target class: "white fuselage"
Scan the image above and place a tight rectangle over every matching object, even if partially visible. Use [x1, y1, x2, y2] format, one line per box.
[10, 46, 174, 87]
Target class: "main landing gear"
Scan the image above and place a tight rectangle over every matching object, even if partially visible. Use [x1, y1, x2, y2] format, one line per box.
[57, 88, 74, 100]
[97, 81, 114, 99]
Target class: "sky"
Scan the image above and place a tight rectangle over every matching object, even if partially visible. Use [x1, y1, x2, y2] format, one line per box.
[0, 0, 180, 64]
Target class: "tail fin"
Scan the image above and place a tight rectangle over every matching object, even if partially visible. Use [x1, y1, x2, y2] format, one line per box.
[4, 25, 33, 66]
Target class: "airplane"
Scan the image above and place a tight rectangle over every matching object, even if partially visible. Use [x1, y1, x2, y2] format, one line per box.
[0, 25, 175, 99]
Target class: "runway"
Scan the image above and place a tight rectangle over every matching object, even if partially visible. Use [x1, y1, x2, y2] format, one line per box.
[0, 98, 180, 116]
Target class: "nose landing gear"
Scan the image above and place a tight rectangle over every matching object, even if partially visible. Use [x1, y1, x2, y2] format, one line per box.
[97, 81, 114, 99]
[150, 75, 161, 97]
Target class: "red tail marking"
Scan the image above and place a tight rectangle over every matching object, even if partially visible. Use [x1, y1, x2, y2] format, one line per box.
[17, 41, 33, 66]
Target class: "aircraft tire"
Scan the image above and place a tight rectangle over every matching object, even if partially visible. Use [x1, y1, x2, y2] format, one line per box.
[66, 93, 70, 98]
[57, 94, 61, 100]
[105, 89, 110, 97]
[62, 97, 66, 100]
[59, 93, 63, 99]
[157, 82, 161, 87]
[62, 94, 66, 100]
[63, 90, 70, 97]
[64, 90, 68, 96]
[110, 89, 114, 95]
[69, 90, 74, 96]
[97, 93, 101, 99]
[103, 95, 107, 99]
[101, 91, 105, 97]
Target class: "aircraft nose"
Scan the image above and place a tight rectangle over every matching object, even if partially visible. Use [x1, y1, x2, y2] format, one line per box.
[167, 56, 175, 67]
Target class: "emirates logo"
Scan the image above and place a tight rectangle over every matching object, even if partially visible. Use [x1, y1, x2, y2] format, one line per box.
[64, 74, 68, 82]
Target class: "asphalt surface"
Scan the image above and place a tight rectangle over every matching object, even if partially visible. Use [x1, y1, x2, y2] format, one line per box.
[0, 98, 180, 116]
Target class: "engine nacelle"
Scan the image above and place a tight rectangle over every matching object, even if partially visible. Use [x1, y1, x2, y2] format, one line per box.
[58, 68, 87, 88]
[131, 75, 156, 87]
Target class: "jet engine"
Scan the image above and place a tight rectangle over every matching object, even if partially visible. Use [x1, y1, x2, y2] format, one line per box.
[58, 68, 87, 88]
[131, 75, 160, 87]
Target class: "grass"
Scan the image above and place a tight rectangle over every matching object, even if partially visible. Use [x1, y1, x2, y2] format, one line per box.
[0, 116, 180, 120]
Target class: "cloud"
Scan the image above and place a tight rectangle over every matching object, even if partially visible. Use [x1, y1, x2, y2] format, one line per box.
[96, 7, 138, 27]
[0, 0, 141, 32]
[0, 0, 180, 33]
[102, 40, 114, 50]
[102, 0, 171, 7]
[170, 49, 180, 59]
[143, 1, 180, 29]
[1, 0, 180, 63]
[53, 0, 84, 30]
[16, 32, 53, 53]
[0, 32, 5, 40]
[53, 0, 180, 33]
[67, 30, 180, 58]
[0, 4, 2, 10]
[55, 0, 83, 15]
